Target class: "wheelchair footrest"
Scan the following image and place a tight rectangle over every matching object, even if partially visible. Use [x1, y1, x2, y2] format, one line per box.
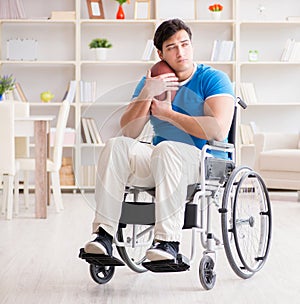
[142, 254, 190, 273]
[79, 248, 125, 267]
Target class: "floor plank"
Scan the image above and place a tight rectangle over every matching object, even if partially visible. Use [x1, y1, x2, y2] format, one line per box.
[0, 192, 299, 304]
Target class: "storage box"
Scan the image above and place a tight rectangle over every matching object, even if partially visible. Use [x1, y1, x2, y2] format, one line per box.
[51, 11, 76, 20]
[50, 128, 75, 146]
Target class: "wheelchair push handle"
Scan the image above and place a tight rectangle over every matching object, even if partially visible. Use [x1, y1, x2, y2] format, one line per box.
[237, 97, 247, 109]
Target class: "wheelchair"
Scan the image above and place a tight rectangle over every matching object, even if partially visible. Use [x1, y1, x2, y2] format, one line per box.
[79, 98, 272, 290]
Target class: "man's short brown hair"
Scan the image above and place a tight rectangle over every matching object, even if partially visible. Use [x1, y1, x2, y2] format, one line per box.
[153, 19, 192, 51]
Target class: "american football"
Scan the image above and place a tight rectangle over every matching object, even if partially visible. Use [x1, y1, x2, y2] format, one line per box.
[150, 61, 177, 101]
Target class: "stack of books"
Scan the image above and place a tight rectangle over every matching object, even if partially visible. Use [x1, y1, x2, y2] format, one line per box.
[142, 40, 155, 61]
[80, 165, 96, 187]
[239, 82, 258, 105]
[280, 38, 300, 61]
[0, 0, 26, 19]
[211, 40, 235, 61]
[80, 80, 97, 102]
[240, 122, 257, 145]
[81, 117, 103, 144]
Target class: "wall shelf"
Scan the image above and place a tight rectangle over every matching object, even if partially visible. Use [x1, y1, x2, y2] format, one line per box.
[1, 0, 300, 189]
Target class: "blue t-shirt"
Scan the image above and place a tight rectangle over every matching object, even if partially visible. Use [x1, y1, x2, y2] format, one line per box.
[132, 64, 235, 158]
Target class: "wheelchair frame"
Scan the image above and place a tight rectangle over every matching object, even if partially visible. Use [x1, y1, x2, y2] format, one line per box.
[79, 98, 272, 290]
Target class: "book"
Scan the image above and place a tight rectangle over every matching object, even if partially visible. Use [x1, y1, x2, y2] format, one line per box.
[80, 80, 97, 102]
[142, 39, 154, 61]
[80, 165, 96, 187]
[286, 16, 300, 21]
[89, 118, 103, 144]
[280, 38, 300, 62]
[81, 117, 92, 144]
[288, 41, 300, 61]
[86, 118, 98, 144]
[0, 0, 26, 19]
[240, 124, 254, 145]
[240, 82, 258, 105]
[15, 82, 27, 102]
[64, 80, 76, 103]
[210, 40, 234, 61]
[280, 38, 295, 61]
[249, 121, 258, 134]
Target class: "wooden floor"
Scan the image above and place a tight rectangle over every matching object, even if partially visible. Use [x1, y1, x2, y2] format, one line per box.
[0, 191, 300, 304]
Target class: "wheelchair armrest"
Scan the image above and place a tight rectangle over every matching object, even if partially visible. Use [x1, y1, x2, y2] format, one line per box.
[207, 140, 234, 149]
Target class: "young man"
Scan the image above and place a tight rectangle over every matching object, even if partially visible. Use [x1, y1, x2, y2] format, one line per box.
[84, 18, 235, 261]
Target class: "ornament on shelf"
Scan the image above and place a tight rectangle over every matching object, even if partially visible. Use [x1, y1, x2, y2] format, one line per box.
[257, 3, 266, 19]
[248, 50, 259, 62]
[208, 3, 223, 20]
[114, 0, 130, 19]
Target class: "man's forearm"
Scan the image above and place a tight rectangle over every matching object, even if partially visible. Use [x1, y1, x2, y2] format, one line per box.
[120, 98, 151, 138]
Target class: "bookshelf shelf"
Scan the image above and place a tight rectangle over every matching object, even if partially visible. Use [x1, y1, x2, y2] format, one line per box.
[0, 19, 76, 24]
[80, 19, 156, 24]
[1, 61, 76, 65]
[240, 61, 300, 65]
[1, 0, 300, 189]
[80, 60, 156, 65]
[80, 143, 105, 148]
[246, 103, 300, 107]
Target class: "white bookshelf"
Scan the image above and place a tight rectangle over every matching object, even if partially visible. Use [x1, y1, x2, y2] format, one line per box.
[1, 0, 300, 189]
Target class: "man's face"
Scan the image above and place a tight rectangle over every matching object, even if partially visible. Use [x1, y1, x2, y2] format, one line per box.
[158, 29, 194, 75]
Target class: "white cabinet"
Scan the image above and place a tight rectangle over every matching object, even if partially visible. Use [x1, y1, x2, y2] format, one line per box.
[1, 0, 299, 188]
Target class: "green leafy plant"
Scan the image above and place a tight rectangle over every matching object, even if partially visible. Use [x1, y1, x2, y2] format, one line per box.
[114, 0, 128, 5]
[89, 38, 112, 49]
[0, 74, 15, 95]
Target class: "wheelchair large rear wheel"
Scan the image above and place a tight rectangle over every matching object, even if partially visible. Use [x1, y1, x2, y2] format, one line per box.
[221, 166, 272, 279]
[116, 224, 154, 273]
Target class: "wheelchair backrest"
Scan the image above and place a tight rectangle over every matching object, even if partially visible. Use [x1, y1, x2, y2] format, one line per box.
[228, 97, 247, 145]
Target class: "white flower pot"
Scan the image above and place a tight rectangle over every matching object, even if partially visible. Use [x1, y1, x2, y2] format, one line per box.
[95, 48, 108, 61]
[211, 11, 222, 20]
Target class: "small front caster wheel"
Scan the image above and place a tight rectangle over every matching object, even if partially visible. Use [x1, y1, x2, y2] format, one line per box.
[199, 255, 216, 290]
[89, 264, 115, 284]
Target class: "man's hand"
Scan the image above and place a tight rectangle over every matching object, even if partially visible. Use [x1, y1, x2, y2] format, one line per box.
[140, 70, 179, 100]
[151, 91, 173, 119]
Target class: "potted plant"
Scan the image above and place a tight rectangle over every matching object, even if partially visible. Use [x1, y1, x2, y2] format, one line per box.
[0, 74, 15, 101]
[208, 3, 223, 20]
[89, 38, 112, 61]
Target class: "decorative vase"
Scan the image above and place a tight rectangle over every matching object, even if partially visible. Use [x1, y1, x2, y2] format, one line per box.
[116, 4, 125, 19]
[95, 48, 108, 60]
[211, 11, 222, 20]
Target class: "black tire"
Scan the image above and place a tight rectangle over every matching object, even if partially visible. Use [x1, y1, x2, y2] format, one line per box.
[221, 166, 272, 279]
[116, 224, 154, 273]
[89, 264, 115, 284]
[199, 255, 216, 290]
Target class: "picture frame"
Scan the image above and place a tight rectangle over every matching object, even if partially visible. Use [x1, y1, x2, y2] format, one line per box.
[134, 0, 151, 20]
[86, 0, 105, 19]
[156, 0, 196, 20]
